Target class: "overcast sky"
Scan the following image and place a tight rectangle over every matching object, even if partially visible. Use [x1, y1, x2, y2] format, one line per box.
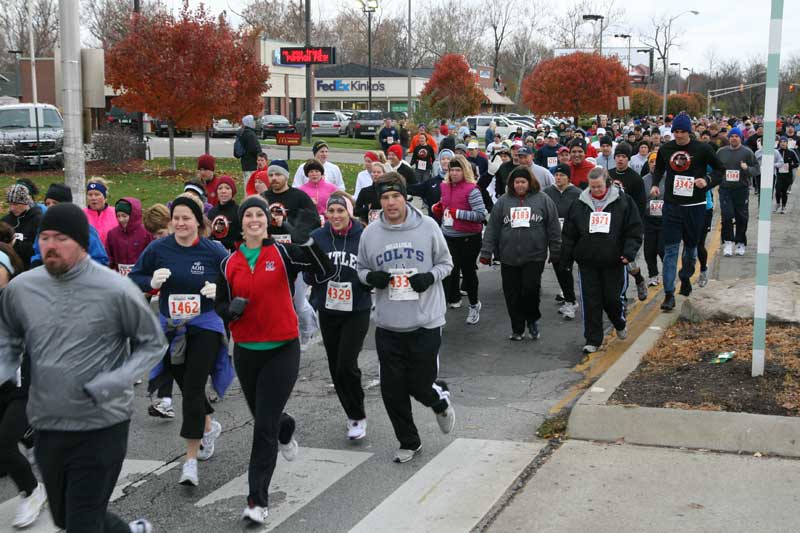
[168, 0, 797, 72]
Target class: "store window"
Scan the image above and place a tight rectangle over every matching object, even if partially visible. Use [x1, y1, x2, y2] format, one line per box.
[319, 101, 343, 110]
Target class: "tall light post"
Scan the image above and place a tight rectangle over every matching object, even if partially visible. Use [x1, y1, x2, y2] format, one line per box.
[7, 50, 22, 100]
[670, 62, 681, 92]
[407, 0, 412, 117]
[582, 14, 605, 56]
[358, 0, 378, 111]
[661, 10, 699, 120]
[304, 0, 312, 143]
[683, 67, 694, 93]
[614, 33, 632, 73]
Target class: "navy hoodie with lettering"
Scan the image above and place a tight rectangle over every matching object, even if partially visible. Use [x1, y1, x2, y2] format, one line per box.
[306, 220, 372, 314]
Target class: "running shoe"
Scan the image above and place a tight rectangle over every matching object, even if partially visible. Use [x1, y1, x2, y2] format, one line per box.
[198, 420, 222, 461]
[582, 345, 598, 354]
[647, 276, 660, 287]
[242, 497, 268, 524]
[393, 445, 422, 463]
[448, 300, 462, 309]
[528, 321, 541, 340]
[555, 292, 565, 304]
[661, 293, 676, 311]
[679, 279, 692, 297]
[509, 333, 524, 341]
[12, 483, 46, 529]
[148, 398, 175, 419]
[616, 327, 628, 340]
[179, 459, 199, 486]
[559, 302, 577, 320]
[128, 519, 154, 533]
[279, 439, 298, 461]
[780, 206, 786, 214]
[735, 243, 746, 256]
[698, 271, 709, 288]
[347, 419, 367, 440]
[636, 278, 648, 301]
[723, 241, 734, 256]
[466, 301, 481, 324]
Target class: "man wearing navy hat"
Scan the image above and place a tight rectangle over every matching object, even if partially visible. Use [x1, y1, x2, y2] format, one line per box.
[653, 113, 726, 311]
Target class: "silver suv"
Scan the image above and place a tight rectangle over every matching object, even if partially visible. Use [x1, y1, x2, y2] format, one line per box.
[0, 103, 64, 169]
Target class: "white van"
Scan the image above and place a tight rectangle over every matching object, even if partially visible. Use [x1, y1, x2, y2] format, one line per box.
[465, 115, 522, 139]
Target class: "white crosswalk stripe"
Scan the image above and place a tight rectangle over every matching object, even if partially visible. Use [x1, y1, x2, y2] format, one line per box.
[196, 447, 372, 531]
[0, 459, 175, 532]
[350, 438, 544, 533]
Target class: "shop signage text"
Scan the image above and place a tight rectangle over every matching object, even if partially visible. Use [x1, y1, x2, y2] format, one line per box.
[316, 79, 386, 92]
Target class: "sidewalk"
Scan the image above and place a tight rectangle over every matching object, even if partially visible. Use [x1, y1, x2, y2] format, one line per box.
[486, 189, 800, 533]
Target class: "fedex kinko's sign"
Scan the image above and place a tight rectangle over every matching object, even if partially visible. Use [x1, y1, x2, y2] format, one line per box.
[316, 79, 386, 92]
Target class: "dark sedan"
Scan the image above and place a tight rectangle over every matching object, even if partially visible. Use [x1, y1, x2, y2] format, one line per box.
[260, 114, 295, 139]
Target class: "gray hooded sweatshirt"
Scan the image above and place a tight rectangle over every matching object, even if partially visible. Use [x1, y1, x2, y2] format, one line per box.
[0, 257, 167, 431]
[358, 204, 453, 332]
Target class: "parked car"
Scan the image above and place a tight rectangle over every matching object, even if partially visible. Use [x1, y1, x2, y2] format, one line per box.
[259, 114, 295, 139]
[294, 111, 343, 137]
[105, 106, 139, 131]
[211, 118, 239, 137]
[151, 118, 192, 137]
[465, 115, 520, 139]
[0, 103, 64, 170]
[336, 111, 350, 135]
[346, 110, 383, 138]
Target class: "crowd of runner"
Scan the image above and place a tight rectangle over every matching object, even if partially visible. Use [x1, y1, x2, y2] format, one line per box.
[0, 108, 791, 530]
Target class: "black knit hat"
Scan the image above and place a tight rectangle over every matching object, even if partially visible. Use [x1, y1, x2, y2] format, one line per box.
[170, 196, 204, 227]
[44, 183, 73, 204]
[39, 203, 90, 250]
[614, 142, 632, 159]
[553, 163, 571, 178]
[303, 159, 325, 176]
[238, 195, 271, 225]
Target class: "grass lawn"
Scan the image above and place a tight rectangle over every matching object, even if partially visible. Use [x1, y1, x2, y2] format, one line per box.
[261, 135, 379, 151]
[0, 157, 365, 212]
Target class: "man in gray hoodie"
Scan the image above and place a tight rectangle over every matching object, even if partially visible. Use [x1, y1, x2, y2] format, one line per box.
[0, 203, 167, 533]
[357, 172, 455, 464]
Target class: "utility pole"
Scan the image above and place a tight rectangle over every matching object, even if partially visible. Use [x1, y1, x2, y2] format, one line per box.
[661, 10, 699, 120]
[304, 0, 312, 143]
[582, 14, 604, 56]
[670, 62, 681, 92]
[59, 0, 86, 206]
[684, 67, 694, 93]
[614, 33, 632, 73]
[407, 0, 412, 118]
[27, 0, 42, 170]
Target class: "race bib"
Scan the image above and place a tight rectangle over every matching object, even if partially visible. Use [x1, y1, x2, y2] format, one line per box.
[673, 175, 695, 197]
[386, 136, 394, 144]
[789, 139, 797, 149]
[547, 157, 558, 168]
[117, 264, 134, 277]
[649, 200, 664, 217]
[780, 163, 789, 173]
[388, 268, 419, 301]
[325, 281, 353, 312]
[417, 160, 427, 171]
[725, 170, 740, 182]
[442, 209, 454, 227]
[559, 217, 564, 230]
[368, 209, 381, 224]
[589, 211, 611, 233]
[168, 294, 201, 321]
[272, 234, 292, 244]
[510, 206, 531, 228]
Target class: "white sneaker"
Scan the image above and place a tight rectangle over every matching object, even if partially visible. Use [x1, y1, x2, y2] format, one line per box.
[347, 419, 367, 440]
[279, 439, 298, 461]
[723, 241, 734, 256]
[198, 419, 222, 461]
[582, 344, 598, 354]
[148, 397, 175, 418]
[616, 327, 628, 340]
[128, 519, 154, 532]
[12, 483, 46, 528]
[466, 301, 481, 325]
[559, 302, 577, 320]
[179, 459, 199, 486]
[242, 500, 269, 524]
[647, 276, 660, 287]
[448, 300, 462, 309]
[393, 445, 422, 463]
[436, 404, 456, 434]
[735, 243, 746, 256]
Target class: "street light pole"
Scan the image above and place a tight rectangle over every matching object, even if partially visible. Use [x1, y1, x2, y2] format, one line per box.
[582, 14, 605, 56]
[407, 0, 412, 117]
[670, 62, 681, 92]
[133, 0, 144, 145]
[304, 0, 312, 143]
[660, 10, 699, 120]
[359, 0, 378, 111]
[614, 33, 632, 73]
[683, 67, 694, 93]
[7, 50, 22, 100]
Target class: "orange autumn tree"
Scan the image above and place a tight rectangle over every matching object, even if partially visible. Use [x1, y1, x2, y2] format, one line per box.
[106, 2, 270, 169]
[420, 54, 484, 120]
[521, 52, 630, 118]
[631, 88, 663, 117]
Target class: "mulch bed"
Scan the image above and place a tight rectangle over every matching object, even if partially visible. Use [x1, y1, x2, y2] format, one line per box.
[609, 319, 800, 417]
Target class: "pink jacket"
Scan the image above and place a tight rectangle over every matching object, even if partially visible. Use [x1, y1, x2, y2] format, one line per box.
[299, 179, 338, 215]
[84, 205, 118, 247]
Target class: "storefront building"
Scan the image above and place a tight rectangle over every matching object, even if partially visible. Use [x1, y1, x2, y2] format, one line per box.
[258, 38, 308, 122]
[312, 64, 431, 113]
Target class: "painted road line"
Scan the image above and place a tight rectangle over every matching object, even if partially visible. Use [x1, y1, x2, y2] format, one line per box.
[350, 438, 543, 533]
[0, 459, 174, 532]
[196, 447, 371, 531]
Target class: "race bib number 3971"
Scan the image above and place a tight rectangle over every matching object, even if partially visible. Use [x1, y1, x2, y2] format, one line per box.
[589, 211, 611, 233]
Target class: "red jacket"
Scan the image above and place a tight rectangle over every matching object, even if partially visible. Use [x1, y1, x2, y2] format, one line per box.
[106, 197, 153, 273]
[217, 239, 334, 343]
[569, 160, 596, 188]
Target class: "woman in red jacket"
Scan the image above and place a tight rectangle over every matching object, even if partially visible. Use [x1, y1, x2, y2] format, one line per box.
[215, 195, 334, 526]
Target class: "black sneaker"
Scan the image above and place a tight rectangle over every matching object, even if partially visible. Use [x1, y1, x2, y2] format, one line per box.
[679, 279, 692, 297]
[661, 293, 676, 311]
[555, 293, 566, 304]
[528, 321, 541, 340]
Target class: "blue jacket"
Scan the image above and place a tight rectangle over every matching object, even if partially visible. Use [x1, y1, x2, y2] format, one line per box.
[30, 225, 109, 266]
[306, 221, 372, 314]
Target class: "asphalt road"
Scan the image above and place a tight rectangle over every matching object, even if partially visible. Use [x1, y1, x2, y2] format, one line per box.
[147, 136, 367, 164]
[0, 265, 645, 532]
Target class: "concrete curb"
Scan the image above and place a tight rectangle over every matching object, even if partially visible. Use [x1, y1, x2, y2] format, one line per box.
[567, 304, 800, 458]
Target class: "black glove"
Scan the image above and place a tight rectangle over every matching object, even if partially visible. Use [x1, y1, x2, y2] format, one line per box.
[366, 271, 391, 289]
[228, 297, 249, 321]
[409, 272, 435, 293]
[548, 255, 560, 265]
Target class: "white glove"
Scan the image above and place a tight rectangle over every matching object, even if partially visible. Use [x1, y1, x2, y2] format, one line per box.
[200, 281, 217, 299]
[150, 268, 171, 290]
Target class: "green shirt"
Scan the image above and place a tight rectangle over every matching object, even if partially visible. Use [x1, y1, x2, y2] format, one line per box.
[236, 243, 290, 351]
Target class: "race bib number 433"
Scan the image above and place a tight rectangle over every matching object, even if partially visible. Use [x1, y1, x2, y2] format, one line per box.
[168, 294, 201, 320]
[673, 175, 695, 197]
[388, 268, 419, 301]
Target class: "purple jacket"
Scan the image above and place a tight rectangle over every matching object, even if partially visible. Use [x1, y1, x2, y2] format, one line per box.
[106, 197, 153, 273]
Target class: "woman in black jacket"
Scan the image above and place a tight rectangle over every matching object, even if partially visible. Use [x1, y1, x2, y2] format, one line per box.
[2, 185, 42, 269]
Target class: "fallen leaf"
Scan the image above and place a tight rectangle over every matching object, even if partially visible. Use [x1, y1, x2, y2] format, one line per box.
[688, 503, 704, 510]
